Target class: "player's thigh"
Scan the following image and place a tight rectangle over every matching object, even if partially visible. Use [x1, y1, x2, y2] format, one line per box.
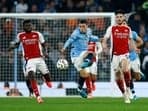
[131, 59, 141, 80]
[120, 54, 130, 71]
[26, 59, 37, 74]
[37, 58, 49, 74]
[71, 51, 87, 71]
[131, 58, 141, 73]
[83, 63, 97, 77]
[112, 55, 120, 72]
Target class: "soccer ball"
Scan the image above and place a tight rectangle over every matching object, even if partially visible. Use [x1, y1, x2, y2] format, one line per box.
[56, 59, 69, 70]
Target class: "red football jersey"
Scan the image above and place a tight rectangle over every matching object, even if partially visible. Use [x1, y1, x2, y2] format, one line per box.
[104, 25, 132, 55]
[16, 31, 45, 60]
[112, 25, 131, 55]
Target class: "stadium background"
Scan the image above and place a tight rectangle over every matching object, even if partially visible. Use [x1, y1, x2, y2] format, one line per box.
[0, 0, 148, 97]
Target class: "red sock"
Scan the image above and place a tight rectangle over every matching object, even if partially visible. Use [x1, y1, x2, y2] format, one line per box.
[85, 76, 92, 94]
[124, 71, 131, 87]
[30, 80, 40, 97]
[43, 74, 52, 88]
[91, 80, 96, 91]
[116, 79, 125, 94]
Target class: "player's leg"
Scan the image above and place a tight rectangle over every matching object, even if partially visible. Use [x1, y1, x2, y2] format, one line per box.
[23, 61, 33, 97]
[25, 77, 33, 97]
[78, 69, 90, 98]
[90, 63, 97, 91]
[130, 71, 137, 100]
[112, 55, 130, 103]
[72, 54, 88, 98]
[26, 59, 43, 103]
[87, 62, 97, 92]
[85, 62, 97, 98]
[120, 57, 131, 103]
[38, 58, 52, 88]
[115, 70, 125, 94]
[85, 75, 92, 97]
[121, 59, 131, 87]
[112, 55, 126, 94]
[130, 58, 142, 100]
[81, 53, 94, 68]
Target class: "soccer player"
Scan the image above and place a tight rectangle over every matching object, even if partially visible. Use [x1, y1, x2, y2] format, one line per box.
[84, 41, 102, 98]
[122, 20, 144, 100]
[9, 20, 52, 103]
[61, 20, 99, 98]
[102, 10, 132, 103]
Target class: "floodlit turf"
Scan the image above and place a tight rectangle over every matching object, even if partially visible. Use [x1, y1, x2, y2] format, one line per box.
[0, 97, 148, 111]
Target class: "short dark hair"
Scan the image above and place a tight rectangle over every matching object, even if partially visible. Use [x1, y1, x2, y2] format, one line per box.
[23, 20, 31, 26]
[115, 9, 125, 15]
[79, 19, 87, 24]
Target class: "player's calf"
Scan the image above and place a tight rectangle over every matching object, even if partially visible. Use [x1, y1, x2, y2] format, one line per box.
[43, 73, 52, 88]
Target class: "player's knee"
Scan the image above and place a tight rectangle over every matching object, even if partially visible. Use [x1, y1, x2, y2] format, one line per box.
[91, 75, 97, 81]
[28, 71, 35, 80]
[115, 71, 123, 79]
[80, 70, 89, 78]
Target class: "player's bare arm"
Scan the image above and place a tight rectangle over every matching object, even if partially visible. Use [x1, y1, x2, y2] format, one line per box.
[101, 38, 108, 49]
[41, 42, 48, 58]
[135, 36, 143, 48]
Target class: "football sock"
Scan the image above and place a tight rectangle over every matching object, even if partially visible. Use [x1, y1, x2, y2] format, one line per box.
[124, 71, 131, 87]
[130, 80, 135, 94]
[30, 80, 40, 97]
[116, 79, 125, 93]
[43, 74, 51, 82]
[85, 76, 92, 93]
[43, 74, 52, 88]
[130, 80, 134, 89]
[26, 79, 33, 94]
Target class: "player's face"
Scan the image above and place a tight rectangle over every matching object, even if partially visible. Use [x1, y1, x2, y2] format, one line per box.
[115, 13, 125, 25]
[79, 23, 88, 33]
[23, 22, 32, 32]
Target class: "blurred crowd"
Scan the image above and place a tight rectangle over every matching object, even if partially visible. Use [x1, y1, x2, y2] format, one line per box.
[0, 0, 148, 82]
[0, 0, 148, 13]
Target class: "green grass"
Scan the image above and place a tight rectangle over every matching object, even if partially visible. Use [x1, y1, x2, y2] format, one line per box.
[0, 97, 148, 111]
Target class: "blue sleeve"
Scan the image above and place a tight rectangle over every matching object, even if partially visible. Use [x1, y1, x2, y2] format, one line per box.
[132, 31, 138, 41]
[63, 37, 74, 49]
[63, 30, 77, 49]
[89, 35, 99, 42]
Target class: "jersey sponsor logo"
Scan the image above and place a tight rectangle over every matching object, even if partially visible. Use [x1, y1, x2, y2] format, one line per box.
[32, 35, 37, 38]
[115, 29, 119, 32]
[124, 29, 128, 32]
[22, 36, 26, 39]
[24, 39, 37, 45]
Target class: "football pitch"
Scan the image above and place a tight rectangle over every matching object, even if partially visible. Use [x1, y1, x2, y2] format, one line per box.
[0, 97, 148, 111]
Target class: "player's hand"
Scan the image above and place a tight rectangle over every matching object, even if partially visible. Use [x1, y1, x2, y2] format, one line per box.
[60, 48, 65, 53]
[60, 48, 65, 54]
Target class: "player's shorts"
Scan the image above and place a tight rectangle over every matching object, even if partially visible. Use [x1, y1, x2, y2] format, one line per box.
[24, 57, 49, 76]
[71, 51, 87, 71]
[130, 57, 141, 73]
[112, 53, 130, 72]
[85, 62, 97, 75]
